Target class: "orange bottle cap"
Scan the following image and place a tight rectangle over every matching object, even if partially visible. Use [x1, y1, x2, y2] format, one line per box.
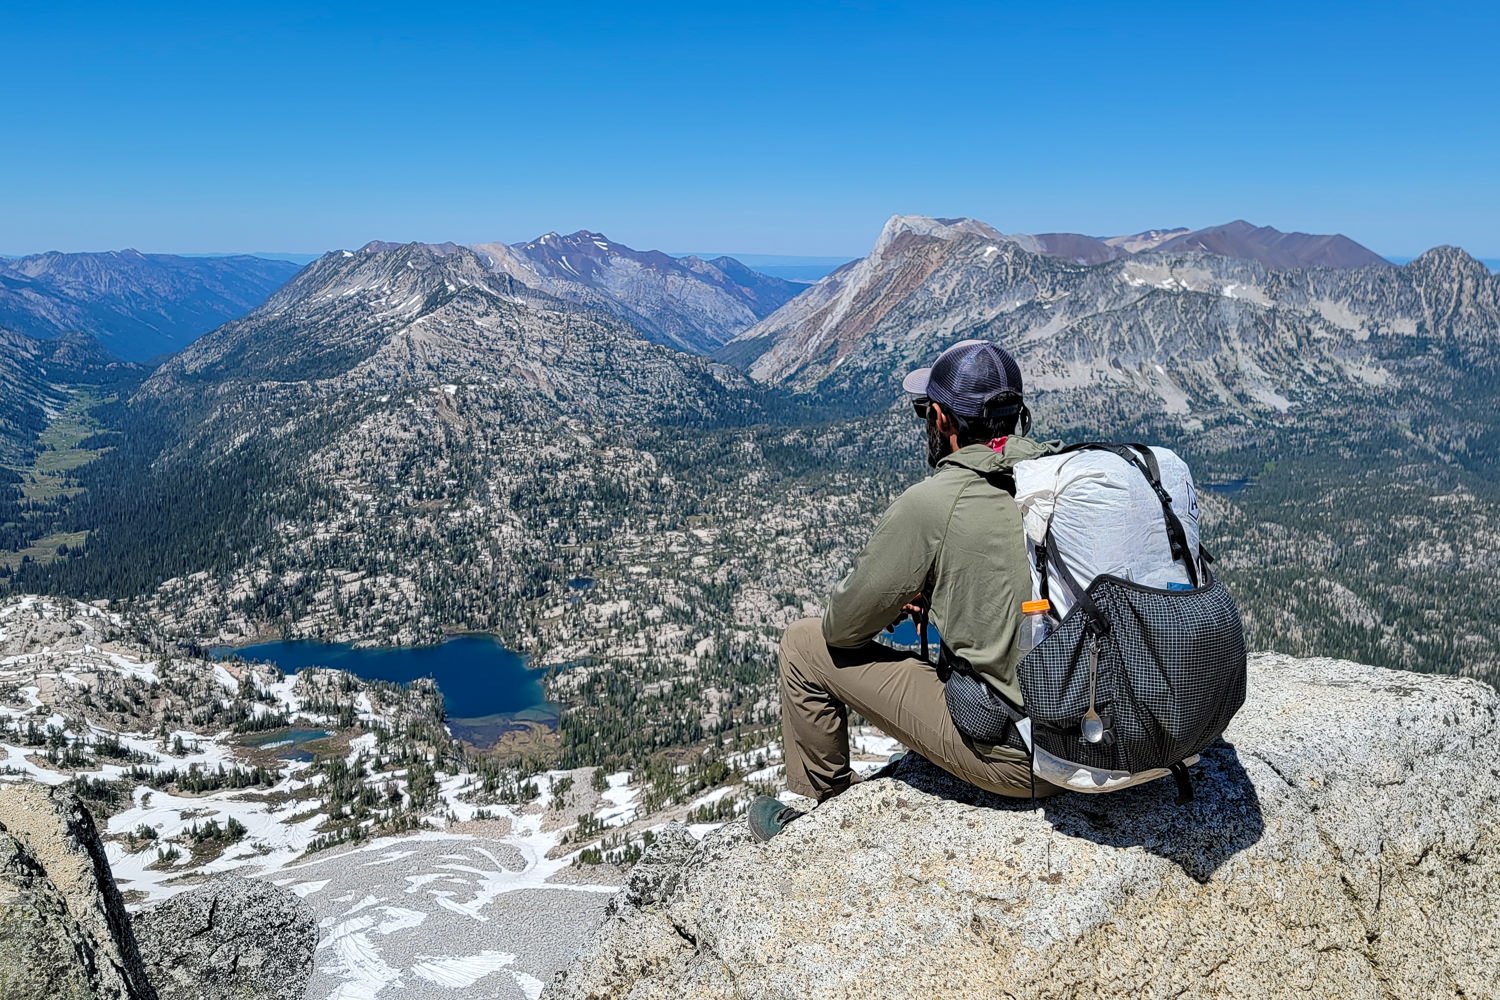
[1021, 599, 1051, 615]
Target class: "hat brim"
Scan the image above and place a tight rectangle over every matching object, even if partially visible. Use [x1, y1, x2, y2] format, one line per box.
[902, 367, 932, 395]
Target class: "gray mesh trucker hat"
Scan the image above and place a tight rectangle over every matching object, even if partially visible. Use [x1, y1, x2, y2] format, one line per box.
[902, 339, 1024, 418]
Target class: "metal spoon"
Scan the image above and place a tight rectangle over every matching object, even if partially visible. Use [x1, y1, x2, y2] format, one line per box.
[1081, 637, 1105, 744]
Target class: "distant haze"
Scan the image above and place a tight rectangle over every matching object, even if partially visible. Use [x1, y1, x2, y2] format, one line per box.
[674, 254, 856, 282]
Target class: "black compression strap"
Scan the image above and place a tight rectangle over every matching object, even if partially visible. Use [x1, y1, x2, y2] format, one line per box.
[935, 640, 954, 682]
[1101, 444, 1200, 588]
[1170, 761, 1194, 805]
[1034, 540, 1050, 605]
[1112, 446, 1196, 581]
[1044, 529, 1110, 634]
[1128, 443, 1164, 483]
[1029, 744, 1037, 806]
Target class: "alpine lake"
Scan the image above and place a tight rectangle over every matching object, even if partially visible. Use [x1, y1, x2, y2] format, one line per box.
[212, 634, 557, 751]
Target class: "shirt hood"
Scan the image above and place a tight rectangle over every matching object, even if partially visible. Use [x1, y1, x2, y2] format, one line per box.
[937, 436, 1060, 475]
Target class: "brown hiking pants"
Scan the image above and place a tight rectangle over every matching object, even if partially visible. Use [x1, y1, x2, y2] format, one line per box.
[778, 617, 1062, 803]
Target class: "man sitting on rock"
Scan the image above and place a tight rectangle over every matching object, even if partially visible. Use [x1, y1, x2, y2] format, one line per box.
[748, 340, 1062, 842]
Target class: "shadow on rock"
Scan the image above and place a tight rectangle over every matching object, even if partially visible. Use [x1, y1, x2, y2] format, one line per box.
[890, 739, 1264, 883]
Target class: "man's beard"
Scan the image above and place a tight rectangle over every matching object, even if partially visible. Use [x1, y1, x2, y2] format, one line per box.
[926, 418, 951, 468]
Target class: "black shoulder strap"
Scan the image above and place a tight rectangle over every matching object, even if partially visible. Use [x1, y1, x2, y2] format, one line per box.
[1055, 442, 1199, 588]
[1115, 445, 1198, 588]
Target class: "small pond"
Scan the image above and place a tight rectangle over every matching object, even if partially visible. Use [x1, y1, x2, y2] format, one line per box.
[1202, 478, 1253, 495]
[240, 727, 334, 762]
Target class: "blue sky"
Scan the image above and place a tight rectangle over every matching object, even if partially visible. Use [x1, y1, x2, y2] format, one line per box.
[4, 1, 1496, 258]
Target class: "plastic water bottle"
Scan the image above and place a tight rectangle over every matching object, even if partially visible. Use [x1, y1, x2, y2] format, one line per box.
[1020, 599, 1052, 654]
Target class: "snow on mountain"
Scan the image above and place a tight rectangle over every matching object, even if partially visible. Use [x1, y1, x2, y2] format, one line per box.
[725, 214, 1500, 420]
[0, 595, 620, 998]
[0, 594, 905, 1000]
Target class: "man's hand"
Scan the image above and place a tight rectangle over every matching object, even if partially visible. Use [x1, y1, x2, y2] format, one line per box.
[885, 594, 927, 632]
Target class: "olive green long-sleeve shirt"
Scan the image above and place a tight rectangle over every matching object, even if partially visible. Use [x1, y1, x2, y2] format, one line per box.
[822, 437, 1056, 705]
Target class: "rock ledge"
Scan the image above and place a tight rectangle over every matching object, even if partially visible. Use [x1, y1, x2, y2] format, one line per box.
[548, 653, 1500, 1000]
[0, 783, 316, 1000]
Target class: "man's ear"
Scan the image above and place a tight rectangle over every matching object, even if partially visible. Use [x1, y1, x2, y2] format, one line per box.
[932, 403, 956, 436]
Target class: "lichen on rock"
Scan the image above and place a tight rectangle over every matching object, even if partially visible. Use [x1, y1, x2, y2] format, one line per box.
[133, 876, 317, 1000]
[547, 652, 1500, 1000]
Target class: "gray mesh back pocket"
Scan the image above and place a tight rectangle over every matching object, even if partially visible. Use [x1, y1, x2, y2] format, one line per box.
[1017, 576, 1247, 774]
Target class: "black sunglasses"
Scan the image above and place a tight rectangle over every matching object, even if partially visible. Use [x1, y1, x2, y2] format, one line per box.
[912, 396, 933, 419]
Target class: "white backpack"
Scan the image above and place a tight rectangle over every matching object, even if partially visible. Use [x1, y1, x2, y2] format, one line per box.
[943, 443, 1247, 801]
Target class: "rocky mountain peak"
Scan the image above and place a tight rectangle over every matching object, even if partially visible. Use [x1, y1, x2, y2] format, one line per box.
[1400, 245, 1500, 341]
[872, 214, 1005, 256]
[267, 241, 500, 313]
[144, 240, 537, 387]
[1150, 220, 1390, 270]
[356, 239, 465, 258]
[519, 229, 617, 252]
[516, 229, 678, 275]
[1408, 243, 1489, 277]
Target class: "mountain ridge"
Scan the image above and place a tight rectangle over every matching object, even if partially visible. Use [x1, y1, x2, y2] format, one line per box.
[0, 251, 302, 361]
[726, 214, 1500, 419]
[1151, 219, 1390, 269]
[475, 230, 804, 354]
[141, 239, 764, 434]
[850, 216, 1393, 271]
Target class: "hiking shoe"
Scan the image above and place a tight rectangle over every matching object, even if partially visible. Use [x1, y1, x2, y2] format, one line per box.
[863, 750, 907, 782]
[746, 795, 804, 843]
